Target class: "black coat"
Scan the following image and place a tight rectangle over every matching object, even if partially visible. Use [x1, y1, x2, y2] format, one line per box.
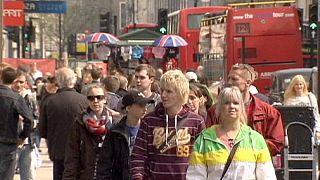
[39, 87, 88, 160]
[96, 117, 132, 180]
[63, 118, 100, 180]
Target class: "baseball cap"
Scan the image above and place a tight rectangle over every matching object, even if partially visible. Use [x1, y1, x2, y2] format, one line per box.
[122, 90, 155, 109]
[185, 71, 198, 82]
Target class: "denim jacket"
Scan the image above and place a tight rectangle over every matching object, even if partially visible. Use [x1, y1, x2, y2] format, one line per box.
[0, 85, 33, 144]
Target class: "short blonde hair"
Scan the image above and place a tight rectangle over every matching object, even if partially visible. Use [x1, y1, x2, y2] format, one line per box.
[231, 63, 258, 82]
[160, 69, 189, 104]
[215, 86, 247, 124]
[284, 75, 309, 102]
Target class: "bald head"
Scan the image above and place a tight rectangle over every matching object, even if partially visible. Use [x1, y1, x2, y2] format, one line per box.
[56, 67, 76, 88]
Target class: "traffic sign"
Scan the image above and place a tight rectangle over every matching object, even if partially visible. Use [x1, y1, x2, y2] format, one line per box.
[310, 22, 318, 30]
[159, 27, 167, 34]
[25, 1, 67, 14]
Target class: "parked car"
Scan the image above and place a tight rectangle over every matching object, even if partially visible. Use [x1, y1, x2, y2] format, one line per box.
[269, 67, 318, 103]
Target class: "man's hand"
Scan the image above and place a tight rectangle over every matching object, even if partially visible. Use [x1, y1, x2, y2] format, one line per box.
[17, 138, 25, 148]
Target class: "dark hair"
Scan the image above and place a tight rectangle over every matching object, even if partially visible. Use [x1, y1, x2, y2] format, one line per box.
[102, 75, 120, 93]
[196, 83, 214, 109]
[151, 80, 161, 93]
[35, 77, 45, 84]
[16, 69, 28, 77]
[189, 83, 203, 98]
[2, 67, 17, 85]
[17, 65, 30, 73]
[91, 68, 102, 80]
[47, 76, 58, 86]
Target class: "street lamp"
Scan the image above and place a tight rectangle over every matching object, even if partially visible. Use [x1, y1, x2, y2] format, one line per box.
[0, 0, 3, 63]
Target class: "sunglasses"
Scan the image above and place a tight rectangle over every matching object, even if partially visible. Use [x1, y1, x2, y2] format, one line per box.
[87, 95, 105, 101]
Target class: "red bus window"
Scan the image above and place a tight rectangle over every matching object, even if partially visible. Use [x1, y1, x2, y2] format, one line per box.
[188, 14, 205, 29]
[237, 48, 257, 59]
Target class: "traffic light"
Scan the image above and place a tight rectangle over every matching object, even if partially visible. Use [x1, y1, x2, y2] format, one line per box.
[67, 34, 77, 55]
[309, 3, 318, 30]
[7, 27, 19, 42]
[158, 8, 168, 34]
[100, 12, 111, 33]
[24, 21, 35, 43]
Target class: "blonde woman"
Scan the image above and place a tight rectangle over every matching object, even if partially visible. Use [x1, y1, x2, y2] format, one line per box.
[283, 74, 320, 134]
[187, 87, 276, 180]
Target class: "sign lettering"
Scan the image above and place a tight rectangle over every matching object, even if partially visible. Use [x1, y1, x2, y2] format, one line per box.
[4, 1, 25, 26]
[25, 1, 67, 14]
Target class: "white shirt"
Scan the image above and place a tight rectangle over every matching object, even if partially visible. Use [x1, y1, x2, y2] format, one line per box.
[284, 93, 320, 131]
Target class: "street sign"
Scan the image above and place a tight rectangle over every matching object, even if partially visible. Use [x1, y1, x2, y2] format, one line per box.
[4, 1, 25, 26]
[25, 1, 67, 14]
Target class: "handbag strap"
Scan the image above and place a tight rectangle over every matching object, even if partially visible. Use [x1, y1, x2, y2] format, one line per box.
[308, 93, 313, 107]
[220, 142, 240, 180]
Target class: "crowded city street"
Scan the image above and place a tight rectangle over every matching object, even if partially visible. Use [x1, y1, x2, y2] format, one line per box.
[1, 0, 320, 180]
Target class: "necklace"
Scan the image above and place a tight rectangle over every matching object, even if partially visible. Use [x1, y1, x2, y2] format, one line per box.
[225, 132, 235, 147]
[220, 127, 240, 148]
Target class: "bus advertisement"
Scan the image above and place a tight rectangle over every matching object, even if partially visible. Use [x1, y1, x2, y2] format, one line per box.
[168, 6, 229, 71]
[199, 6, 303, 93]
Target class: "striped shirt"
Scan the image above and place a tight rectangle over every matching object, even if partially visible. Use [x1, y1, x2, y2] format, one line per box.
[130, 103, 205, 180]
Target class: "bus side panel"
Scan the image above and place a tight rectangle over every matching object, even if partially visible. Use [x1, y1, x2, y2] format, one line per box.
[230, 36, 303, 93]
[180, 31, 200, 71]
[227, 7, 303, 93]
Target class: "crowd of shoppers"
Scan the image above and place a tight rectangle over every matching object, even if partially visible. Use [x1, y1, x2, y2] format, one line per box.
[0, 61, 298, 180]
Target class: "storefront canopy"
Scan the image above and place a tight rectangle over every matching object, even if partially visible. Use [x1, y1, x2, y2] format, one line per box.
[117, 28, 162, 46]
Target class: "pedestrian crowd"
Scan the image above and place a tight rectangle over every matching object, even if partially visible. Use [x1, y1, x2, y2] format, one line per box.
[1, 61, 318, 180]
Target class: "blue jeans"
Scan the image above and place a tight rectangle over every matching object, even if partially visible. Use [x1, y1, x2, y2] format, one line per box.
[0, 143, 17, 180]
[17, 144, 36, 180]
[34, 127, 41, 148]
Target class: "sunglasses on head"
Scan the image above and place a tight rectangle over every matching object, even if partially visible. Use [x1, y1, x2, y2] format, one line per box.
[87, 95, 105, 101]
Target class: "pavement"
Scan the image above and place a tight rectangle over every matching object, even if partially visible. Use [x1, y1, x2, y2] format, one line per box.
[14, 139, 53, 180]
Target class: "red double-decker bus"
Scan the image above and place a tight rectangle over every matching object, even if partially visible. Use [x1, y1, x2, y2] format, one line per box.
[199, 6, 303, 93]
[122, 23, 159, 34]
[167, 6, 229, 71]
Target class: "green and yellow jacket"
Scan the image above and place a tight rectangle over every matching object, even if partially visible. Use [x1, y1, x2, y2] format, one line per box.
[186, 124, 276, 180]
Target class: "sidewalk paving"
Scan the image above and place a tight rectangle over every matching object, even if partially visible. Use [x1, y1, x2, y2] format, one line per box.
[14, 140, 53, 180]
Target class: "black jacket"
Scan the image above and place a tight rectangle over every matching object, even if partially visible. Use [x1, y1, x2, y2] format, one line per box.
[96, 117, 132, 180]
[0, 85, 33, 143]
[39, 87, 88, 160]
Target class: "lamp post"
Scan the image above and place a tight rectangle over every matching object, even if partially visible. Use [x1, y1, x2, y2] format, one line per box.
[0, 0, 3, 63]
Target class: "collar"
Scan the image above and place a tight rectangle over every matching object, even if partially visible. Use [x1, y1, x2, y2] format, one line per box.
[57, 87, 76, 93]
[0, 84, 11, 90]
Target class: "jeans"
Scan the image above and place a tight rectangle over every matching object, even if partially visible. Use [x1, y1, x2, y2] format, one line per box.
[53, 159, 64, 180]
[17, 144, 36, 180]
[34, 127, 41, 148]
[0, 143, 17, 180]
